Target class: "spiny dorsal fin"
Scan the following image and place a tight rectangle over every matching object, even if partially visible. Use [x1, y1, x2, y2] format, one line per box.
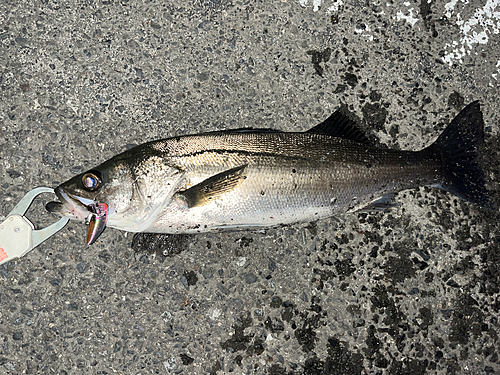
[307, 108, 371, 145]
[180, 165, 248, 208]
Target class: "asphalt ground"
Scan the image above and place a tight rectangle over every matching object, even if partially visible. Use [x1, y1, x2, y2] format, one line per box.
[1, 0, 500, 374]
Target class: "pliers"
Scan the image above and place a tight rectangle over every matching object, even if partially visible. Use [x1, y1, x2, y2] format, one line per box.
[0, 187, 69, 265]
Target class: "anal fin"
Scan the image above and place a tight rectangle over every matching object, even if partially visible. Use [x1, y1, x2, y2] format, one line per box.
[356, 194, 398, 213]
[180, 165, 248, 208]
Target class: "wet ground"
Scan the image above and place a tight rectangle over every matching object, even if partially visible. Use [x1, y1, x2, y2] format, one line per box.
[1, 0, 500, 374]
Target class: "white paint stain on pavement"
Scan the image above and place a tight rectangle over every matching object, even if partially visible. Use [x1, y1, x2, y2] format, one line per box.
[443, 0, 500, 65]
[395, 2, 420, 27]
[493, 59, 500, 80]
[298, 0, 343, 13]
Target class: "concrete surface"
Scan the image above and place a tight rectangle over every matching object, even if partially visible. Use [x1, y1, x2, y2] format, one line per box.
[1, 0, 500, 374]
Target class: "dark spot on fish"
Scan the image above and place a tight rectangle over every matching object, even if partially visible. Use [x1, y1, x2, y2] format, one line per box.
[292, 168, 297, 173]
[261, 191, 265, 195]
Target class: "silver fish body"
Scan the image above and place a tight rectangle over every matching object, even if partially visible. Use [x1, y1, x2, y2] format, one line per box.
[46, 102, 491, 240]
[144, 132, 439, 233]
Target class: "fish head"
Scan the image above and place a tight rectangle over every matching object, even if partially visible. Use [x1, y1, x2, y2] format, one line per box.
[47, 164, 132, 219]
[46, 147, 186, 243]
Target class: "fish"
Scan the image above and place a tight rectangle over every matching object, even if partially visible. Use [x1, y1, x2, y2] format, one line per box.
[46, 102, 492, 244]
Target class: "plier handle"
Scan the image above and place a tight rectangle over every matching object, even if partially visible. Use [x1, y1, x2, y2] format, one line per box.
[0, 187, 68, 265]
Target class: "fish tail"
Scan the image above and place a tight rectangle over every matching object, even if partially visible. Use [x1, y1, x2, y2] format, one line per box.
[426, 101, 493, 209]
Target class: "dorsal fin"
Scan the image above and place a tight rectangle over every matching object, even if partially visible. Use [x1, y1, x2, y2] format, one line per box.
[307, 108, 371, 145]
[228, 128, 283, 134]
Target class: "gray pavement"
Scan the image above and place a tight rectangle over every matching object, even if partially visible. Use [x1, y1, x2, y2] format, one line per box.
[1, 0, 500, 374]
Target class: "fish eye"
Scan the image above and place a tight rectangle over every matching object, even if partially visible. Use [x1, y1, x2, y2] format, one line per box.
[82, 170, 102, 191]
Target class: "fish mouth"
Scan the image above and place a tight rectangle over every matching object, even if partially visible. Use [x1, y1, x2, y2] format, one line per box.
[46, 187, 109, 245]
[46, 187, 95, 221]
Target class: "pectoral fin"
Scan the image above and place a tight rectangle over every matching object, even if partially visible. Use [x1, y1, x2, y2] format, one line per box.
[180, 165, 248, 208]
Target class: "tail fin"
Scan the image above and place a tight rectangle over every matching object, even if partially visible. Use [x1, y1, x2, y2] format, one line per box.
[426, 101, 492, 209]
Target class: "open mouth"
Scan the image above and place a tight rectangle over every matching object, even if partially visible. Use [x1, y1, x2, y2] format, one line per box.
[46, 187, 94, 221]
[46, 187, 108, 245]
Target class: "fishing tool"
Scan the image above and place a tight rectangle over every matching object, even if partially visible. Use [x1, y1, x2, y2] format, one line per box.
[0, 187, 69, 265]
[86, 203, 108, 245]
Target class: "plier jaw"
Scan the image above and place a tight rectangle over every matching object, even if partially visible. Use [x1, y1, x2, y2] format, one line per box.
[0, 187, 69, 265]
